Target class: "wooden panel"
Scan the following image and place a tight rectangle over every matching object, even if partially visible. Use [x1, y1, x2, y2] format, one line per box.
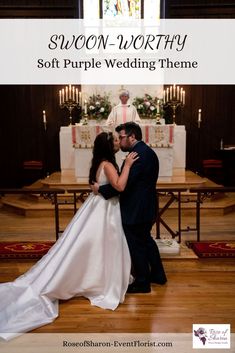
[179, 85, 235, 175]
[0, 0, 78, 18]
[166, 0, 235, 19]
[0, 85, 81, 187]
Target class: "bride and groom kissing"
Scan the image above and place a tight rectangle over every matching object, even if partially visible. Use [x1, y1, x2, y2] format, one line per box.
[0, 122, 166, 340]
[91, 122, 167, 292]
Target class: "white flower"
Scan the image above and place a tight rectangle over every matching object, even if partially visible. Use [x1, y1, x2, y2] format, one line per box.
[95, 101, 100, 106]
[100, 107, 105, 112]
[138, 104, 144, 109]
[144, 101, 151, 107]
[150, 106, 156, 111]
[89, 105, 95, 110]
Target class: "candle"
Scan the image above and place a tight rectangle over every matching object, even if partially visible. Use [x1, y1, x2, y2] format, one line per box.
[166, 88, 169, 102]
[173, 84, 176, 98]
[156, 99, 160, 114]
[69, 85, 72, 100]
[76, 88, 78, 104]
[163, 90, 166, 104]
[43, 110, 47, 123]
[180, 88, 183, 102]
[79, 92, 82, 105]
[198, 108, 202, 122]
[177, 86, 180, 100]
[72, 86, 75, 101]
[62, 89, 65, 104]
[84, 100, 87, 114]
[59, 90, 62, 105]
[183, 91, 185, 105]
[170, 86, 172, 100]
[65, 86, 68, 101]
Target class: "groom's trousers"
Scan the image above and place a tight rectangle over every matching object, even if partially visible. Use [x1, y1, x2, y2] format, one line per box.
[122, 222, 166, 285]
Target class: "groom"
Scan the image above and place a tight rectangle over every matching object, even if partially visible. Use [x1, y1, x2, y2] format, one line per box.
[94, 122, 167, 293]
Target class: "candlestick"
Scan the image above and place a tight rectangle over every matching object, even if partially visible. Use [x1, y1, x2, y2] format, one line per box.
[163, 85, 186, 124]
[59, 85, 81, 125]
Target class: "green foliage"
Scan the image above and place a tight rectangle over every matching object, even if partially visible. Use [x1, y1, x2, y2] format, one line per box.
[85, 94, 112, 120]
[132, 94, 164, 118]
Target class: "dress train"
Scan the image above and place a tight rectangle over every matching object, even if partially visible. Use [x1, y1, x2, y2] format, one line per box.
[0, 168, 131, 340]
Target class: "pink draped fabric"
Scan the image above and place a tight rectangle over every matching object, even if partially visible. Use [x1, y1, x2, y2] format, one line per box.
[122, 105, 127, 123]
[72, 126, 76, 144]
[145, 126, 149, 144]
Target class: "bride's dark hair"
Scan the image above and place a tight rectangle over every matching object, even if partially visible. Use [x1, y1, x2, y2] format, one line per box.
[89, 132, 118, 184]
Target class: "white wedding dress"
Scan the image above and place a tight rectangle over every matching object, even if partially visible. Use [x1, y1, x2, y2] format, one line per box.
[0, 167, 131, 340]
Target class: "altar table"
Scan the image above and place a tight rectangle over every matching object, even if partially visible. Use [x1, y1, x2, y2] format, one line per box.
[59, 123, 186, 183]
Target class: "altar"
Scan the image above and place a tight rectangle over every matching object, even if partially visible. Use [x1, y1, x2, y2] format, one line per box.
[59, 123, 186, 183]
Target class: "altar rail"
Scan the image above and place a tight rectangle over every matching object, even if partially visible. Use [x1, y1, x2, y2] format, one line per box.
[1, 186, 235, 242]
[68, 186, 235, 243]
[0, 188, 65, 240]
[189, 186, 235, 242]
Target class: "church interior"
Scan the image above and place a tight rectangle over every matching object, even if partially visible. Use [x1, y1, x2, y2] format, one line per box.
[0, 0, 235, 349]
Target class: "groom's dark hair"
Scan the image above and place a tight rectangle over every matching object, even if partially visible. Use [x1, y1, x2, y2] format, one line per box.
[116, 122, 142, 141]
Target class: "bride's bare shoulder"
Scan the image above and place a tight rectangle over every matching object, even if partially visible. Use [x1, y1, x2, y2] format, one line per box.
[96, 161, 115, 180]
[103, 161, 117, 172]
[103, 161, 114, 168]
[103, 162, 119, 182]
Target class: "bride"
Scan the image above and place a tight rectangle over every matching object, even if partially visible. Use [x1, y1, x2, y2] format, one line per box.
[0, 132, 138, 340]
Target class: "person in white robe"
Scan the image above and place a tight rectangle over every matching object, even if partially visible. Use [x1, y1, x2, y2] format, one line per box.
[106, 90, 141, 126]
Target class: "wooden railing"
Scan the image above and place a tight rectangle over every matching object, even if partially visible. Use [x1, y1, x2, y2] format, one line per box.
[156, 187, 188, 243]
[189, 186, 235, 242]
[0, 188, 65, 240]
[1, 186, 235, 242]
[157, 186, 235, 242]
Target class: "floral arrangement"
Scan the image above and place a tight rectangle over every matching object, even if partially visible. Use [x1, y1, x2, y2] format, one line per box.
[132, 94, 163, 118]
[85, 94, 112, 120]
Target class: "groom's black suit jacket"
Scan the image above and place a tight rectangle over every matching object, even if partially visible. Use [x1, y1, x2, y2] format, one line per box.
[99, 140, 159, 225]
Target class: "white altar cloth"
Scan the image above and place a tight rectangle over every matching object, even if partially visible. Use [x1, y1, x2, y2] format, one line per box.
[59, 124, 186, 183]
[72, 124, 174, 149]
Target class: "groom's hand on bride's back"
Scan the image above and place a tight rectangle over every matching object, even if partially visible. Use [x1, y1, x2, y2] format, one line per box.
[90, 182, 99, 195]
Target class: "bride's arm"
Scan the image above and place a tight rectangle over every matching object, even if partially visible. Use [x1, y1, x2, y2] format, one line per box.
[103, 152, 138, 192]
